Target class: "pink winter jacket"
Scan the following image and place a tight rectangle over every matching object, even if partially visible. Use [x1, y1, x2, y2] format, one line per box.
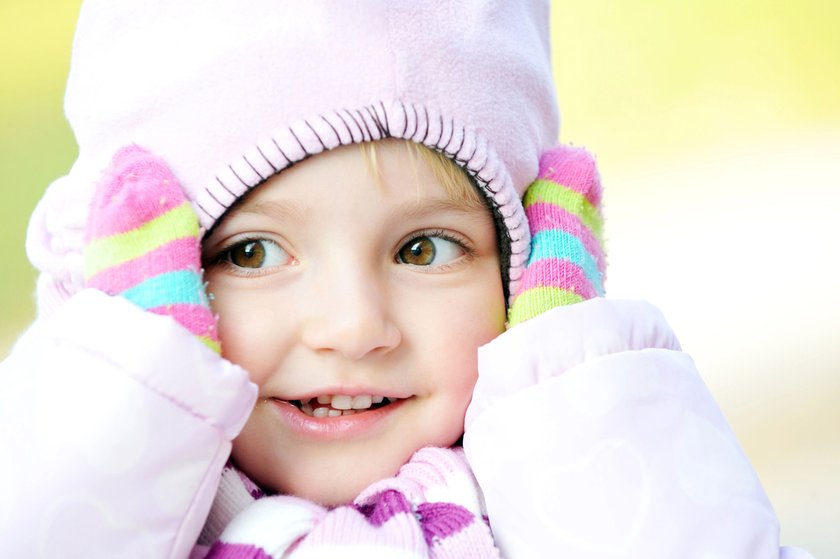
[0, 290, 814, 558]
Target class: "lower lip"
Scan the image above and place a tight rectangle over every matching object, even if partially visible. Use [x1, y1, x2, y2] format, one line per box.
[268, 398, 407, 440]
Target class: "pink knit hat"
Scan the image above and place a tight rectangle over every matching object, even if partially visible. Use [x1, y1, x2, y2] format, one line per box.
[27, 0, 559, 315]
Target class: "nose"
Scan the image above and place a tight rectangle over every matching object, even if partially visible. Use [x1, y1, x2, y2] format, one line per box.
[300, 266, 401, 360]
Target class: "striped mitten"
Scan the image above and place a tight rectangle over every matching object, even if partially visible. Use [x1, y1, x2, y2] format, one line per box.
[508, 145, 606, 327]
[84, 145, 220, 353]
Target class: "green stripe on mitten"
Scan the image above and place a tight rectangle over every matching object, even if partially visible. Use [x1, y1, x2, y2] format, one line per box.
[508, 145, 606, 327]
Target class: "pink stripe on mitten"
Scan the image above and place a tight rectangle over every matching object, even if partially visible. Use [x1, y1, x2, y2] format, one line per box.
[536, 145, 603, 206]
[508, 145, 606, 327]
[86, 145, 191, 238]
[84, 145, 220, 353]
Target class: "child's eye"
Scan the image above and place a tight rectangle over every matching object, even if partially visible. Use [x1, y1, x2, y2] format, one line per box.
[221, 239, 290, 269]
[397, 235, 464, 266]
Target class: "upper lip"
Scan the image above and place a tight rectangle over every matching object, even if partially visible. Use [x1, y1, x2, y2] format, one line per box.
[276, 387, 413, 401]
[277, 391, 414, 416]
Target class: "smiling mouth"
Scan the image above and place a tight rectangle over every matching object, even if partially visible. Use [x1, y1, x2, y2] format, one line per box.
[289, 394, 404, 418]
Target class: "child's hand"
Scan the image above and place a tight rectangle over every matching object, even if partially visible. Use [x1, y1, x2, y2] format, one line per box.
[83, 146, 221, 353]
[507, 145, 606, 327]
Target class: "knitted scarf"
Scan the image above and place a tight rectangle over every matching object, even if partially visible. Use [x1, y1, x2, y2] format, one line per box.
[198, 447, 500, 558]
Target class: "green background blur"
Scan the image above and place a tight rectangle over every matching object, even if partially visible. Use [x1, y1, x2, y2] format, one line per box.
[2, 1, 838, 555]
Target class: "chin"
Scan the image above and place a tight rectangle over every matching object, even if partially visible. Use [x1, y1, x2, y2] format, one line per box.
[241, 453, 406, 508]
[304, 482, 368, 508]
[281, 465, 401, 508]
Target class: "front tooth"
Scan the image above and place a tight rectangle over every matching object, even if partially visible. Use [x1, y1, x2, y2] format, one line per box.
[372, 395, 384, 404]
[331, 395, 352, 410]
[313, 407, 330, 418]
[352, 395, 372, 409]
[317, 395, 331, 405]
[327, 409, 342, 417]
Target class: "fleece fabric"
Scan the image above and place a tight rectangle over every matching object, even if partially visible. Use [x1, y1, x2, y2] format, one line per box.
[0, 292, 815, 558]
[27, 0, 559, 315]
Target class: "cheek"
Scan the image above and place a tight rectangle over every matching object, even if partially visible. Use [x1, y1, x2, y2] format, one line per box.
[456, 283, 506, 384]
[457, 274, 507, 344]
[209, 281, 286, 386]
[423, 280, 506, 397]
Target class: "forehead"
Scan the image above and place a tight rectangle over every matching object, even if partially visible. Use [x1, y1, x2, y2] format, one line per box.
[228, 141, 487, 218]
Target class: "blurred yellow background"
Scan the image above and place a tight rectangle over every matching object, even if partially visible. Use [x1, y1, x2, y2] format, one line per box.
[2, 1, 838, 555]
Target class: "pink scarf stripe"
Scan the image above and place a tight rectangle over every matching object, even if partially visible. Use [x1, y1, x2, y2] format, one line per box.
[514, 258, 598, 300]
[148, 303, 218, 340]
[524, 202, 606, 272]
[295, 497, 426, 553]
[537, 150, 602, 207]
[85, 146, 190, 239]
[85, 237, 201, 293]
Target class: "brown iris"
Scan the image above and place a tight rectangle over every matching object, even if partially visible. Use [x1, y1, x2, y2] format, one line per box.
[229, 241, 266, 268]
[399, 236, 436, 265]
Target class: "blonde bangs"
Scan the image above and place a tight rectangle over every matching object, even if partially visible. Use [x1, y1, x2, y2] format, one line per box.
[360, 141, 486, 211]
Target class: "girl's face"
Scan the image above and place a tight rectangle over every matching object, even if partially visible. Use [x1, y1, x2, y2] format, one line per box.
[203, 141, 505, 506]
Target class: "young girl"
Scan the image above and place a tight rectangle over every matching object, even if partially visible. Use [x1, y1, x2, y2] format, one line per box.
[1, 1, 813, 557]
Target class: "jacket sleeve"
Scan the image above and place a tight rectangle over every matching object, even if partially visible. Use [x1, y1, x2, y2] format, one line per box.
[463, 298, 814, 559]
[0, 289, 257, 558]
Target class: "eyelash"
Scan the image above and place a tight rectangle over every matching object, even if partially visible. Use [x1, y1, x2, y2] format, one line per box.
[208, 229, 475, 275]
[396, 229, 475, 268]
[209, 235, 290, 277]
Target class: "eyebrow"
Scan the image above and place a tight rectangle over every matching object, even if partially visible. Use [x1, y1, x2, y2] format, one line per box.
[232, 199, 311, 223]
[390, 197, 491, 223]
[233, 196, 489, 223]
